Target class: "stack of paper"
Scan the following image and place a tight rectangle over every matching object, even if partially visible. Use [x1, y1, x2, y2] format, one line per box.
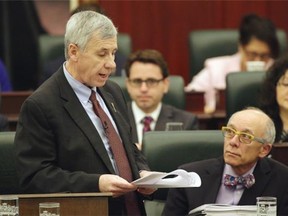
[132, 169, 201, 188]
[189, 204, 257, 216]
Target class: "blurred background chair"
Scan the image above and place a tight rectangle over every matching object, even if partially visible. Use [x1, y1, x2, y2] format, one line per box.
[225, 71, 265, 120]
[0, 131, 21, 194]
[142, 130, 223, 215]
[110, 75, 186, 110]
[188, 29, 287, 80]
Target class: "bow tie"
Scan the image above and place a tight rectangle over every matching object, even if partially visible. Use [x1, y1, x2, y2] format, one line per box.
[224, 173, 255, 189]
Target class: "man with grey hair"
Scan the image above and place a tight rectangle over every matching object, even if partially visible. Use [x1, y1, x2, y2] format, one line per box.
[163, 107, 288, 216]
[15, 11, 155, 216]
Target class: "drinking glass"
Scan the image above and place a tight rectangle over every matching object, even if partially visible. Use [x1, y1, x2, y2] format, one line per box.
[257, 196, 277, 216]
[165, 122, 183, 131]
[0, 196, 19, 216]
[39, 202, 60, 216]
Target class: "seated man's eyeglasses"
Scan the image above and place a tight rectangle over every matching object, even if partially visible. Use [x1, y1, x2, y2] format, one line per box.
[222, 126, 266, 144]
[128, 78, 164, 88]
[244, 48, 271, 61]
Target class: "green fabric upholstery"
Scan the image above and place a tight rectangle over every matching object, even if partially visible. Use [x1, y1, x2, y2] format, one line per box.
[188, 29, 287, 80]
[225, 71, 265, 119]
[0, 131, 21, 194]
[109, 75, 185, 110]
[141, 130, 223, 215]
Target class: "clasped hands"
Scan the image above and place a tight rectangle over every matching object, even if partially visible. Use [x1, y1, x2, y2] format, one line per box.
[99, 170, 157, 197]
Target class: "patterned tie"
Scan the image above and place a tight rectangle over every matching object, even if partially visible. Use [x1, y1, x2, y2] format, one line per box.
[142, 116, 153, 134]
[90, 90, 141, 216]
[224, 173, 255, 189]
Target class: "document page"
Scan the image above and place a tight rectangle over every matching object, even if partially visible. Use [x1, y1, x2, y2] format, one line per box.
[132, 169, 201, 188]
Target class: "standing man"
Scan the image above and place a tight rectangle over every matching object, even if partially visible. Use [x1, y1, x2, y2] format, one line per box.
[163, 107, 288, 215]
[125, 49, 198, 146]
[14, 11, 155, 216]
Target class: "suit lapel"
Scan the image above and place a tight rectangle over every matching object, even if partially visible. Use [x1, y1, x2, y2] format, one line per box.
[57, 72, 115, 174]
[203, 158, 224, 203]
[127, 102, 138, 143]
[155, 104, 173, 130]
[239, 158, 272, 205]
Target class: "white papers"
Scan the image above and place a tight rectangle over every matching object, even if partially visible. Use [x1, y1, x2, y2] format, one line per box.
[132, 169, 201, 188]
[189, 204, 257, 216]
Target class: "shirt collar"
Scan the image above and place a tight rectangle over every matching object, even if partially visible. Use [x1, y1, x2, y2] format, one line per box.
[131, 101, 162, 123]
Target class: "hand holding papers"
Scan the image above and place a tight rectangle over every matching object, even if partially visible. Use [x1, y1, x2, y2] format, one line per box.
[132, 169, 201, 188]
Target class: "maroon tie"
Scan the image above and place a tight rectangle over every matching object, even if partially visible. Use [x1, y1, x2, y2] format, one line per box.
[142, 116, 153, 135]
[90, 90, 141, 216]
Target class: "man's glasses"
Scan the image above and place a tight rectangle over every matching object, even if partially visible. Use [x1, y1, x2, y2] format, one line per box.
[221, 126, 266, 145]
[128, 78, 164, 88]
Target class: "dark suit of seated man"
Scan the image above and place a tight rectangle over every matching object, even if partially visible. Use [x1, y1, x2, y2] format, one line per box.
[124, 49, 198, 147]
[163, 107, 288, 216]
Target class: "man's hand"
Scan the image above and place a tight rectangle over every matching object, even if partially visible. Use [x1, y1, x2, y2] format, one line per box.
[99, 174, 137, 197]
[136, 170, 158, 195]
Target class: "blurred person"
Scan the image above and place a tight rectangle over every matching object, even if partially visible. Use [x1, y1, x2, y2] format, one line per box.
[14, 11, 156, 216]
[259, 54, 288, 143]
[125, 49, 198, 148]
[185, 14, 279, 113]
[0, 58, 12, 91]
[163, 107, 288, 216]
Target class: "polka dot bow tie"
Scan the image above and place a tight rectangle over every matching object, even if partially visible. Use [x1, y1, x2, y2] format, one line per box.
[224, 173, 255, 189]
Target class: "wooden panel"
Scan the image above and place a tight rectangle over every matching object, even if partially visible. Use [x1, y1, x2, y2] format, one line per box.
[2, 193, 111, 216]
[270, 143, 288, 166]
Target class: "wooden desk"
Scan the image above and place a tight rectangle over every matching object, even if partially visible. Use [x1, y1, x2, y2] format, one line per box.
[270, 143, 288, 166]
[0, 91, 32, 130]
[2, 193, 111, 216]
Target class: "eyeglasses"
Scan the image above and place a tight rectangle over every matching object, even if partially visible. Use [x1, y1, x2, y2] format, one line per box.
[221, 126, 266, 145]
[244, 49, 271, 61]
[128, 78, 164, 88]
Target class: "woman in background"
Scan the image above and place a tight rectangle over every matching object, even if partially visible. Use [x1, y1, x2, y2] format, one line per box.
[259, 54, 288, 143]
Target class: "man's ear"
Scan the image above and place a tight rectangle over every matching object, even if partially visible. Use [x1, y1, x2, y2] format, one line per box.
[68, 43, 79, 62]
[259, 144, 273, 158]
[163, 77, 170, 94]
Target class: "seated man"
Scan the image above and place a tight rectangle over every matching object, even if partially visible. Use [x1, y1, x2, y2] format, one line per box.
[125, 49, 198, 147]
[185, 14, 279, 113]
[163, 107, 288, 215]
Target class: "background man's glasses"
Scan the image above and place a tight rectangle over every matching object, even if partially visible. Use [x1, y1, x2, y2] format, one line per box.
[244, 49, 271, 61]
[221, 126, 266, 144]
[128, 78, 164, 88]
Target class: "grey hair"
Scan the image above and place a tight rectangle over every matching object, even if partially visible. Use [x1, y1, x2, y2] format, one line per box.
[229, 107, 276, 144]
[64, 11, 118, 59]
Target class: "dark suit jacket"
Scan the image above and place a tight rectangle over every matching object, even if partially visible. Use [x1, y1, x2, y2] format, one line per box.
[163, 157, 288, 216]
[127, 102, 199, 143]
[14, 68, 149, 215]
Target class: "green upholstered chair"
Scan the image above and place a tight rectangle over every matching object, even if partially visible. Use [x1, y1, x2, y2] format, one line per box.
[142, 130, 223, 215]
[188, 29, 287, 80]
[109, 75, 186, 110]
[225, 71, 265, 120]
[0, 131, 21, 194]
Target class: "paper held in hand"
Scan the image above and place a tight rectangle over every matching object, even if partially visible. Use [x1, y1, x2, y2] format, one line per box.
[132, 169, 201, 188]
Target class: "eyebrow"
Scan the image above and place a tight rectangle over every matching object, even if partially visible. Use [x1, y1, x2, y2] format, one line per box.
[227, 124, 254, 134]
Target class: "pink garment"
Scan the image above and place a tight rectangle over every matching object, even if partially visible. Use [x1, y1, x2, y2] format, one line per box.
[185, 53, 273, 112]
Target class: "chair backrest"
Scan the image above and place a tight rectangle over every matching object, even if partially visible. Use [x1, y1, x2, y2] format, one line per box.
[188, 29, 287, 79]
[225, 71, 266, 119]
[109, 75, 186, 109]
[142, 130, 223, 201]
[0, 131, 21, 194]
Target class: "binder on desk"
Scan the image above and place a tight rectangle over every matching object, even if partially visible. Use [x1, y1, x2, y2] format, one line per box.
[188, 204, 257, 216]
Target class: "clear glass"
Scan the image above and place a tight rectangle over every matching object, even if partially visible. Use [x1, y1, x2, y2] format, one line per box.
[39, 202, 60, 216]
[257, 196, 277, 216]
[165, 122, 183, 131]
[0, 196, 19, 216]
